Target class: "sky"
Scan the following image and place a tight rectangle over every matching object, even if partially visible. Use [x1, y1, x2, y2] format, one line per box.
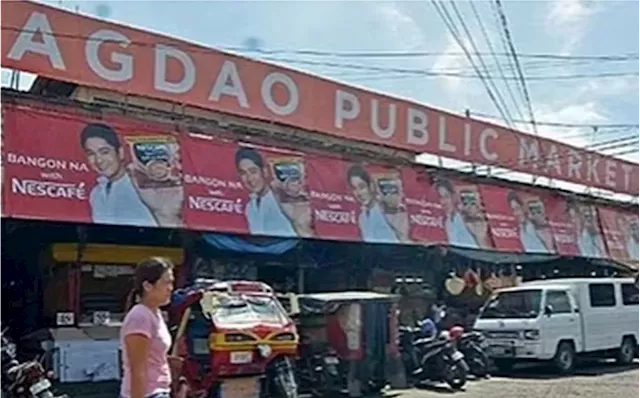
[2, 0, 639, 201]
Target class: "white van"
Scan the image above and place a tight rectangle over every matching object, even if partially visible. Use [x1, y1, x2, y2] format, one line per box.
[473, 277, 639, 373]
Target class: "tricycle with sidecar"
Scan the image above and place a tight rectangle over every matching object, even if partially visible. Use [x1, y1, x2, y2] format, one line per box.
[285, 291, 402, 398]
[170, 279, 299, 398]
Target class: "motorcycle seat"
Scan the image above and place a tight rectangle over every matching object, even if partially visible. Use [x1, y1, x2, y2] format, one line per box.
[462, 332, 483, 340]
[411, 367, 424, 376]
[399, 326, 420, 334]
[413, 336, 437, 346]
[415, 338, 449, 351]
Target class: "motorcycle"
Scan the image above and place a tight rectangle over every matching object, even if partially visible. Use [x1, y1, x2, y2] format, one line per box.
[449, 327, 490, 379]
[399, 326, 469, 390]
[264, 356, 298, 398]
[296, 341, 341, 398]
[1, 329, 66, 398]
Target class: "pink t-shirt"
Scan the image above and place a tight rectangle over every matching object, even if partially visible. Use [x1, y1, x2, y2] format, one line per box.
[120, 304, 172, 398]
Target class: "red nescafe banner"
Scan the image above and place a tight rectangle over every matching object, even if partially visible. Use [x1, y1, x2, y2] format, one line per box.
[401, 168, 447, 245]
[598, 207, 639, 262]
[431, 176, 494, 250]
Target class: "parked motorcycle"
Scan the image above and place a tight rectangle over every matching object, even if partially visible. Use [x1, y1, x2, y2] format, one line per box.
[449, 327, 490, 379]
[264, 356, 299, 398]
[296, 341, 341, 398]
[1, 330, 66, 398]
[399, 326, 469, 390]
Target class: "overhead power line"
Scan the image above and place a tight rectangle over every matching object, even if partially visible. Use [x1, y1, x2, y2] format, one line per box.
[4, 26, 637, 62]
[469, 112, 640, 129]
[1, 28, 635, 83]
[448, 1, 516, 127]
[223, 46, 639, 61]
[430, 0, 513, 126]
[261, 57, 638, 81]
[468, 0, 525, 124]
[446, 131, 639, 177]
[494, 0, 538, 136]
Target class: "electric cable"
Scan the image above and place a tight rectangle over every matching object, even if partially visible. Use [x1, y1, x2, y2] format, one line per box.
[447, 0, 516, 127]
[2, 27, 636, 82]
[467, 0, 526, 124]
[494, 0, 538, 136]
[430, 0, 513, 127]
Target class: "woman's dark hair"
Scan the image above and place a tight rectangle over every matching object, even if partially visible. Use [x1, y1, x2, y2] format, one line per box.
[125, 257, 174, 310]
[80, 123, 121, 150]
[507, 190, 523, 207]
[346, 164, 371, 186]
[235, 147, 264, 170]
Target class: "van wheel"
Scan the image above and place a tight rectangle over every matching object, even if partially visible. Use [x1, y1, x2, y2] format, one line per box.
[617, 337, 635, 365]
[553, 342, 575, 374]
[493, 359, 514, 374]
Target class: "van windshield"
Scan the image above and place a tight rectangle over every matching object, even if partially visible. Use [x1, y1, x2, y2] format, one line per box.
[479, 289, 542, 319]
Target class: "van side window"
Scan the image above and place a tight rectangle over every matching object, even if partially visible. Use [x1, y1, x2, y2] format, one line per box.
[546, 291, 571, 313]
[588, 283, 616, 307]
[621, 283, 639, 305]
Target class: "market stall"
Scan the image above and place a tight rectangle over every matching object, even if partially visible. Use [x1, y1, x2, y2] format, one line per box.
[40, 243, 184, 383]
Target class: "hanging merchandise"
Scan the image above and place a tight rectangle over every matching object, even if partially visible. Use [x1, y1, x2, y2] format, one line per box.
[498, 265, 512, 288]
[474, 267, 484, 296]
[463, 267, 480, 290]
[484, 266, 502, 292]
[445, 267, 465, 296]
[514, 274, 524, 286]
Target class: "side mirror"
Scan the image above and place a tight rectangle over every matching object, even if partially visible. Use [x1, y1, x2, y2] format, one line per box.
[544, 305, 553, 317]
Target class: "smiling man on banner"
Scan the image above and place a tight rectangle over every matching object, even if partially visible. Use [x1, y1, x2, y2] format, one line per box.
[80, 123, 184, 228]
[346, 165, 410, 244]
[507, 191, 553, 254]
[566, 201, 606, 258]
[434, 179, 479, 249]
[235, 147, 312, 238]
[627, 217, 640, 261]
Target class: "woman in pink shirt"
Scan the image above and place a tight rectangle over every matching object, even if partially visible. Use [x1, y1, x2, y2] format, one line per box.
[120, 257, 174, 398]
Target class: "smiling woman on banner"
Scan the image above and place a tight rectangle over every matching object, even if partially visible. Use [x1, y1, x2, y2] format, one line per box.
[80, 123, 184, 228]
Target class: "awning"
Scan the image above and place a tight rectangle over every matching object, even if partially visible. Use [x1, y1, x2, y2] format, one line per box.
[445, 246, 559, 264]
[201, 233, 300, 255]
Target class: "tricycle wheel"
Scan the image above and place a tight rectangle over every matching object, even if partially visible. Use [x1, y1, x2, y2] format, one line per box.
[268, 357, 299, 398]
[445, 363, 467, 390]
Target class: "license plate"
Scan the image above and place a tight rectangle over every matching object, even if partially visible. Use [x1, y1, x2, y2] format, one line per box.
[230, 351, 253, 364]
[451, 351, 464, 361]
[29, 379, 51, 395]
[220, 377, 260, 398]
[324, 356, 339, 365]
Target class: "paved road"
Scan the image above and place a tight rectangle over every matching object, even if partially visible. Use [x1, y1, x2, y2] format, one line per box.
[393, 360, 638, 398]
[56, 360, 637, 398]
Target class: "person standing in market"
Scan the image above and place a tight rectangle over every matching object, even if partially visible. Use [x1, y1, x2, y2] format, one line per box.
[120, 257, 175, 398]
